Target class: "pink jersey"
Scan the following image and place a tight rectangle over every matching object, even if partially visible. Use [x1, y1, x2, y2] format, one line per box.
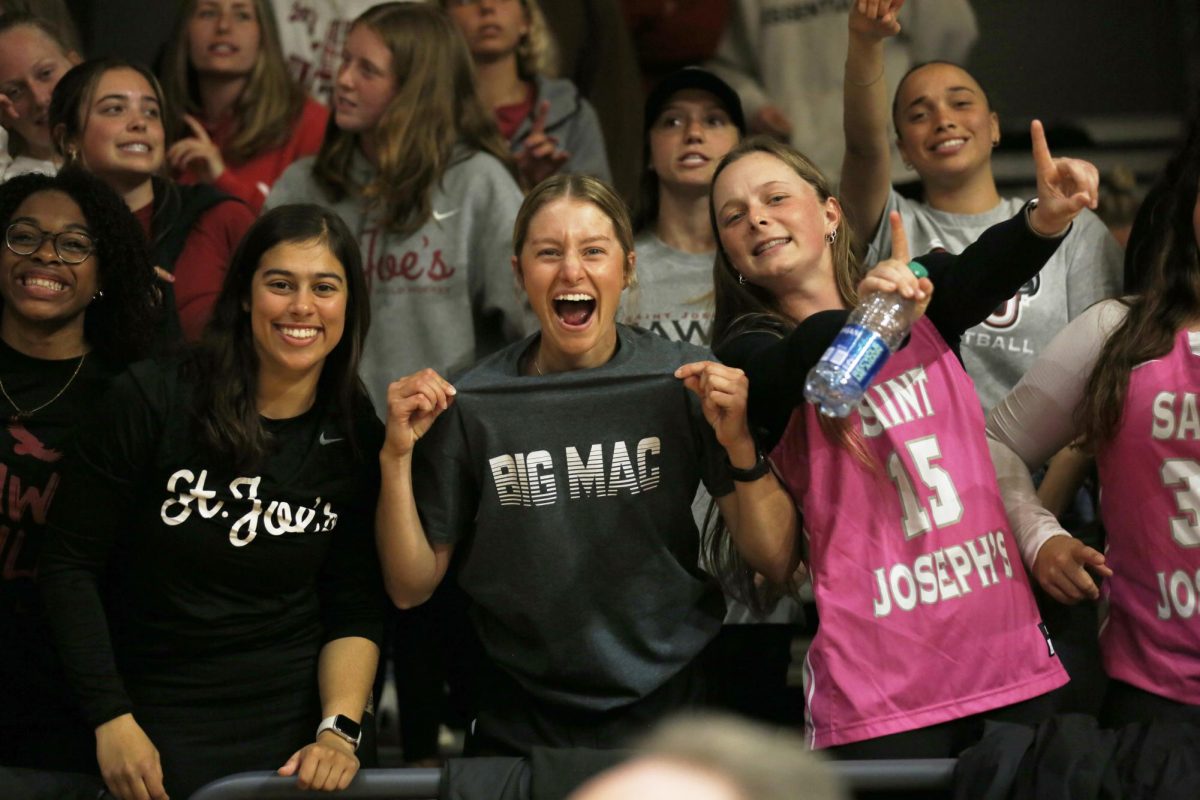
[1097, 329, 1200, 704]
[771, 318, 1067, 749]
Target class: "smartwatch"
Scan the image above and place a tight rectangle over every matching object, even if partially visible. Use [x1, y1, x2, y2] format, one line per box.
[728, 449, 770, 482]
[316, 714, 362, 751]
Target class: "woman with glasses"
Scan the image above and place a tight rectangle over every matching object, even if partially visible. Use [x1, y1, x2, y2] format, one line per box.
[0, 168, 156, 773]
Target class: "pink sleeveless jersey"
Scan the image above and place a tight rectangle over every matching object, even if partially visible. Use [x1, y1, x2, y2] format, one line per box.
[771, 318, 1067, 748]
[1097, 329, 1200, 704]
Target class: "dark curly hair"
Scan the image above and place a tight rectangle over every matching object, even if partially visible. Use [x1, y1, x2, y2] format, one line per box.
[0, 169, 158, 364]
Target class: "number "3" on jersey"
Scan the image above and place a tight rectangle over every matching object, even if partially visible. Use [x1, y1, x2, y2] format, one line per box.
[1162, 458, 1200, 548]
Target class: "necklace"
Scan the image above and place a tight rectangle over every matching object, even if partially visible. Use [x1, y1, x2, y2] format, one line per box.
[0, 353, 87, 423]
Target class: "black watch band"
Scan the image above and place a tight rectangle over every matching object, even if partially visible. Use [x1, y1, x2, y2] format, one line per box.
[728, 449, 770, 482]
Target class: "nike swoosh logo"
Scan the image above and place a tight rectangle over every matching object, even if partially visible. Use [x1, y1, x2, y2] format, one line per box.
[432, 209, 460, 222]
[319, 432, 344, 445]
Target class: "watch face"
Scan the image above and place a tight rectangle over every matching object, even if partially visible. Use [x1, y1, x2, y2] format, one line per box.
[334, 714, 361, 739]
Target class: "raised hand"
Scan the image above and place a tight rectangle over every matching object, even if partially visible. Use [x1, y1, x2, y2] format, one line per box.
[856, 211, 934, 319]
[849, 0, 905, 39]
[95, 714, 169, 800]
[166, 114, 226, 183]
[278, 732, 359, 792]
[382, 368, 456, 459]
[515, 100, 570, 189]
[674, 360, 753, 455]
[1027, 119, 1100, 236]
[1032, 534, 1112, 604]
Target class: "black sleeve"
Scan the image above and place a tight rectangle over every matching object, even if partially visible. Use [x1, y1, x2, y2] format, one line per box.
[921, 205, 1068, 345]
[319, 407, 387, 646]
[715, 310, 850, 450]
[38, 369, 162, 728]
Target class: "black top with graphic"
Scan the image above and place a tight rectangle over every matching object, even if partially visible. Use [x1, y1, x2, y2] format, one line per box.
[414, 325, 733, 712]
[0, 340, 121, 744]
[39, 357, 387, 728]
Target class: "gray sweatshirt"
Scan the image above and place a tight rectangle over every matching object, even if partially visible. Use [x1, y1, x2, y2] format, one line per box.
[266, 150, 531, 411]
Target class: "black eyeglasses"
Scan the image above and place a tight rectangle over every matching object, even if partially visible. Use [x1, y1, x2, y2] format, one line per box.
[5, 222, 97, 265]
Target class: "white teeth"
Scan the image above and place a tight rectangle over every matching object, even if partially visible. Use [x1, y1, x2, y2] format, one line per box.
[211, 44, 235, 53]
[279, 326, 318, 339]
[555, 293, 594, 302]
[934, 138, 966, 151]
[120, 143, 149, 153]
[754, 238, 789, 255]
[680, 154, 707, 164]
[23, 276, 65, 291]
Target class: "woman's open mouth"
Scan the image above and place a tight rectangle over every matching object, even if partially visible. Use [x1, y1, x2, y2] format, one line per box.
[553, 292, 596, 328]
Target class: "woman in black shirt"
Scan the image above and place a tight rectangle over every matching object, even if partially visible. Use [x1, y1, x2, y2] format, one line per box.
[40, 204, 386, 798]
[0, 168, 155, 773]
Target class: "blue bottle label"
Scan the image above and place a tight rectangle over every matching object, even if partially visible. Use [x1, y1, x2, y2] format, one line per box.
[818, 324, 890, 392]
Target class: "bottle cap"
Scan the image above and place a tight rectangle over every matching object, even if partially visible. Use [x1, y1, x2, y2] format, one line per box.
[908, 260, 928, 279]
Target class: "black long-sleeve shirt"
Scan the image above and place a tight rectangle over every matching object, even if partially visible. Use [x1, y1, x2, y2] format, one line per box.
[39, 358, 387, 728]
[716, 207, 1069, 448]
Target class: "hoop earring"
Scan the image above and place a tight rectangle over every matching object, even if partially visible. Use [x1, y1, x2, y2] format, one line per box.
[825, 229, 838, 245]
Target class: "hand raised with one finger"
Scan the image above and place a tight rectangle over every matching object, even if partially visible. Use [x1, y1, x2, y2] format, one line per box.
[849, 0, 905, 40]
[1028, 119, 1099, 236]
[856, 211, 934, 320]
[383, 368, 456, 459]
[167, 114, 226, 183]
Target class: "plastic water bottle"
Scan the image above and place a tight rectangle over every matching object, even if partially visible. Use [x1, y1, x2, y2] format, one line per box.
[804, 261, 929, 418]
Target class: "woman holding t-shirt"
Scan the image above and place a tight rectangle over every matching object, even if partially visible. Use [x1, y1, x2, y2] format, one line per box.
[706, 125, 1096, 756]
[840, 0, 1120, 412]
[0, 168, 155, 772]
[376, 173, 799, 756]
[267, 2, 528, 409]
[40, 204, 386, 799]
[50, 58, 255, 343]
[160, 0, 330, 214]
[987, 120, 1200, 726]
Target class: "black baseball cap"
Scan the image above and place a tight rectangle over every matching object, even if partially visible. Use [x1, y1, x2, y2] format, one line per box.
[644, 67, 746, 136]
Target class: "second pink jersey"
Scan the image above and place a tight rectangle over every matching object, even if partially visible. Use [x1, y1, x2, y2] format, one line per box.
[771, 318, 1067, 748]
[1098, 329, 1200, 704]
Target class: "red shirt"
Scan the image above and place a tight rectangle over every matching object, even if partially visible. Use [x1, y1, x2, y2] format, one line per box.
[178, 97, 329, 214]
[134, 194, 255, 342]
[494, 83, 536, 142]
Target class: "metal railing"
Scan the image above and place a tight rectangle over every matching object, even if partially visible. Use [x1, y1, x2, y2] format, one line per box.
[190, 759, 957, 799]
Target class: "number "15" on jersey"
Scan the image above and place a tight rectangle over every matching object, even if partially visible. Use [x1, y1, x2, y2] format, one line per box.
[886, 434, 965, 539]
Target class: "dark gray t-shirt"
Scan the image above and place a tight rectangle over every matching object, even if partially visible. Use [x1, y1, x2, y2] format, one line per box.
[414, 325, 732, 711]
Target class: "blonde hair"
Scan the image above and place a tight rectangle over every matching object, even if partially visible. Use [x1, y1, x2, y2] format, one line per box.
[161, 0, 305, 164]
[512, 173, 635, 284]
[314, 3, 514, 236]
[514, 0, 558, 79]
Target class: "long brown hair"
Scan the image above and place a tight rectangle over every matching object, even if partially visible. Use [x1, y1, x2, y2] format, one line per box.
[313, 3, 514, 237]
[160, 0, 305, 164]
[1078, 120, 1200, 450]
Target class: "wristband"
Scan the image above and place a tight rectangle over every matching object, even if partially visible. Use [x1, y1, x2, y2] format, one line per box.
[728, 449, 770, 482]
[1024, 198, 1072, 239]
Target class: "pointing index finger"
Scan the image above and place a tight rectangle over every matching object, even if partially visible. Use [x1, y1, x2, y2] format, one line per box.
[530, 100, 550, 137]
[1030, 119, 1054, 176]
[182, 113, 210, 143]
[887, 210, 910, 265]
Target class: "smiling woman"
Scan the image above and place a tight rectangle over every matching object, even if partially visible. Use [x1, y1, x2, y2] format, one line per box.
[373, 173, 800, 756]
[159, 0, 329, 212]
[50, 57, 255, 342]
[39, 204, 387, 799]
[0, 12, 81, 181]
[0, 168, 155, 773]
